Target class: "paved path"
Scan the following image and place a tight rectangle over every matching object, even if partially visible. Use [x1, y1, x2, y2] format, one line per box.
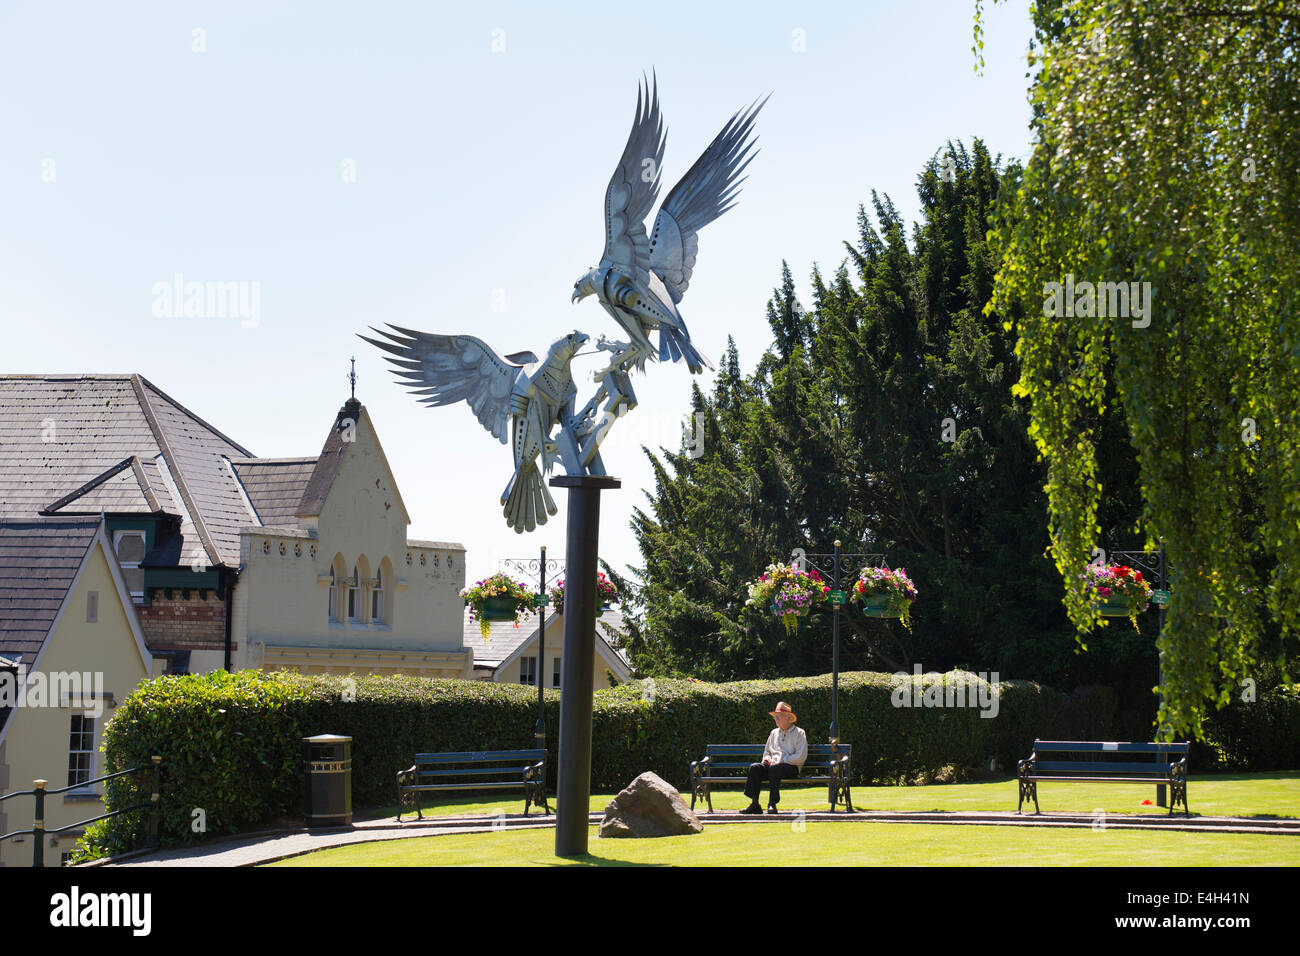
[97, 808, 1300, 867]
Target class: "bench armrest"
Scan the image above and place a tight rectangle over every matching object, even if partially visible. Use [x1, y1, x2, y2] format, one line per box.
[396, 764, 417, 787]
[689, 755, 711, 778]
[1017, 755, 1036, 776]
[523, 760, 545, 782]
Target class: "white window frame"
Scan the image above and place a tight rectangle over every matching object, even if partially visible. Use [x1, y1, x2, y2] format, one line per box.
[67, 713, 96, 791]
[328, 567, 339, 623]
[371, 569, 384, 625]
[347, 567, 361, 623]
[519, 656, 537, 686]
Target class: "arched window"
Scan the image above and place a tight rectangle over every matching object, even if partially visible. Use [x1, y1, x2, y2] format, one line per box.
[328, 566, 338, 622]
[371, 567, 384, 624]
[347, 566, 361, 622]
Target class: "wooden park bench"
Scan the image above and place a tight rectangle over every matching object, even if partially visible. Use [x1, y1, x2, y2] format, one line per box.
[396, 749, 549, 821]
[1017, 739, 1190, 815]
[689, 743, 853, 812]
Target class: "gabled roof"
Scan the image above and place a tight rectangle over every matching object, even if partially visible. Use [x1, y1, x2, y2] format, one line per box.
[43, 455, 179, 515]
[0, 518, 100, 667]
[294, 398, 410, 525]
[0, 517, 154, 743]
[464, 606, 631, 679]
[296, 398, 360, 518]
[0, 375, 254, 568]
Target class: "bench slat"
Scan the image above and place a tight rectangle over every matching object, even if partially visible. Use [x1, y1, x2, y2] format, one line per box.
[405, 782, 532, 791]
[1033, 761, 1179, 774]
[696, 776, 833, 783]
[413, 750, 545, 762]
[703, 749, 848, 754]
[415, 767, 537, 779]
[1031, 741, 1188, 754]
[1025, 775, 1178, 784]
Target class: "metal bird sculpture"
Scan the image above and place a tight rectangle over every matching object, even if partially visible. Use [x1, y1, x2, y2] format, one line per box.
[573, 73, 769, 379]
[360, 325, 591, 533]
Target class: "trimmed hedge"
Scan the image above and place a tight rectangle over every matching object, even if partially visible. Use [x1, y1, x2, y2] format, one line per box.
[77, 668, 1143, 859]
[1195, 684, 1300, 771]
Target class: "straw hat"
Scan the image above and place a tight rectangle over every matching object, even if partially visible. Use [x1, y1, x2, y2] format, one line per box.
[769, 701, 798, 722]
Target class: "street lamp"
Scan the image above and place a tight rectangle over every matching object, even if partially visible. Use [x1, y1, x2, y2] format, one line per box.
[1102, 545, 1171, 805]
[500, 547, 563, 752]
[793, 541, 887, 758]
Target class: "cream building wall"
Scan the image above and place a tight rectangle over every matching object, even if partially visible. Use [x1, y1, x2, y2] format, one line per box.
[230, 406, 471, 678]
[0, 537, 151, 868]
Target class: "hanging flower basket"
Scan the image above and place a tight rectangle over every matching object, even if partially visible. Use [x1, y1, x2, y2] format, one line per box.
[746, 563, 829, 636]
[858, 595, 898, 617]
[462, 573, 533, 642]
[1085, 563, 1153, 629]
[851, 566, 917, 629]
[1095, 599, 1135, 617]
[549, 573, 619, 617]
[479, 596, 521, 620]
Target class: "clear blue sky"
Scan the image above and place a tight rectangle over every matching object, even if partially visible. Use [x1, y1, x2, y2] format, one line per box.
[1, 0, 1035, 589]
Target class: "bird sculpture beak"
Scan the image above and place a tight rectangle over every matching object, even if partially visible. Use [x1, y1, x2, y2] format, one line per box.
[571, 289, 581, 304]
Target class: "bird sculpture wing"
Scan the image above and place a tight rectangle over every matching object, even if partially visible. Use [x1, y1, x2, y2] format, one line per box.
[601, 72, 666, 287]
[648, 93, 769, 305]
[359, 325, 527, 444]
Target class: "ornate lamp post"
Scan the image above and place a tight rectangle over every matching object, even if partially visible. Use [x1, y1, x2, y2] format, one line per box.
[499, 546, 563, 752]
[793, 542, 887, 757]
[1101, 546, 1171, 805]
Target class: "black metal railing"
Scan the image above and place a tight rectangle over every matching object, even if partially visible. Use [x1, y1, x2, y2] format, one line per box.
[0, 755, 161, 867]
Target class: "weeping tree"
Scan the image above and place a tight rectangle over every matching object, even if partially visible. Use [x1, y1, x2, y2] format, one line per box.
[977, 0, 1300, 733]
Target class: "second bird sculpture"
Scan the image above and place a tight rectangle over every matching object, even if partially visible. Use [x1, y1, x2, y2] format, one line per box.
[361, 325, 590, 533]
[572, 72, 769, 379]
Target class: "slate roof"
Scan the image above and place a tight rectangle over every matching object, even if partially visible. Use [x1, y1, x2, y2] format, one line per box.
[228, 458, 319, 526]
[0, 376, 256, 569]
[0, 518, 99, 668]
[44, 455, 179, 515]
[464, 606, 629, 671]
[0, 377, 436, 576]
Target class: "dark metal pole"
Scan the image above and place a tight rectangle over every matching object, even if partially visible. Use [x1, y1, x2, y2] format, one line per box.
[831, 539, 841, 753]
[550, 475, 620, 857]
[1156, 544, 1168, 808]
[33, 779, 46, 868]
[536, 545, 547, 753]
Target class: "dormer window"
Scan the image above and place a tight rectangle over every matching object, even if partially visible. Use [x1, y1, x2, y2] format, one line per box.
[113, 530, 147, 604]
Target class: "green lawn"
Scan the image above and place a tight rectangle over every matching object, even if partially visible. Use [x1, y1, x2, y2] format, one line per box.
[269, 820, 1300, 867]
[359, 771, 1300, 821]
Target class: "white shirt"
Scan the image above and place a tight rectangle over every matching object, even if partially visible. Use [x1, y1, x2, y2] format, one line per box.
[763, 724, 808, 768]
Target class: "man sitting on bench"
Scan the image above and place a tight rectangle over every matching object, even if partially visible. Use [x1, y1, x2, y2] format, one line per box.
[742, 701, 808, 814]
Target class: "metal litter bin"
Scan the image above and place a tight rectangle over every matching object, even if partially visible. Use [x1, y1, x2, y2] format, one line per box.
[303, 734, 352, 827]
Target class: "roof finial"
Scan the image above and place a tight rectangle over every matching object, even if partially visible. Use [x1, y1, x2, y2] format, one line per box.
[348, 357, 357, 400]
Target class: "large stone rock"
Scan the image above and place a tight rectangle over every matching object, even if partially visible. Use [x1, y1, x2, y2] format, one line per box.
[598, 772, 704, 839]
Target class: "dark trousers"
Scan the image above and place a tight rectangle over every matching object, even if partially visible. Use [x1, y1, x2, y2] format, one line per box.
[745, 762, 799, 806]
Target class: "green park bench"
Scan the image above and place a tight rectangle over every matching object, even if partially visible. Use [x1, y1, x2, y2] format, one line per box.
[1017, 739, 1190, 815]
[396, 749, 549, 821]
[689, 743, 853, 813]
